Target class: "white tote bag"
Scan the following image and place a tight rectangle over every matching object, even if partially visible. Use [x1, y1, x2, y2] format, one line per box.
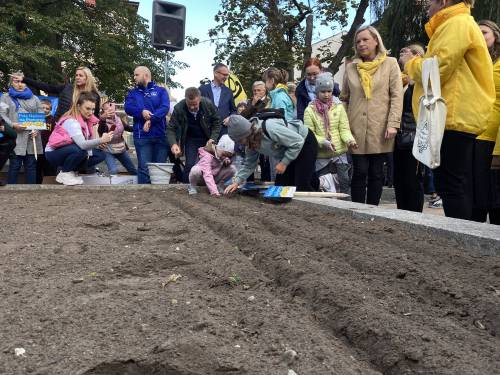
[412, 56, 447, 169]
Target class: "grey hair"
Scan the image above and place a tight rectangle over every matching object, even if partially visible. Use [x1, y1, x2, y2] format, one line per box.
[252, 81, 265, 89]
[9, 71, 23, 85]
[213, 63, 228, 72]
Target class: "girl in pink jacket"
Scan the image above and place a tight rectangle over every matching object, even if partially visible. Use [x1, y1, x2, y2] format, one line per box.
[188, 135, 236, 196]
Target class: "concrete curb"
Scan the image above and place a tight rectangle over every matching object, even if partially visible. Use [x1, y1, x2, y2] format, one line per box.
[2, 184, 499, 255]
[0, 184, 186, 191]
[295, 197, 500, 256]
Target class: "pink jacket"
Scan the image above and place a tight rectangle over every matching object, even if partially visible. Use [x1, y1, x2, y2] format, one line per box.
[47, 114, 97, 150]
[195, 147, 231, 195]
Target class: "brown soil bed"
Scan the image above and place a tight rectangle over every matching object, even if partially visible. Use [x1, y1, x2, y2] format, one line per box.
[0, 188, 499, 375]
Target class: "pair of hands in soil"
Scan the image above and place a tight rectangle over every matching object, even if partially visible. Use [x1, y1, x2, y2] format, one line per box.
[224, 162, 288, 195]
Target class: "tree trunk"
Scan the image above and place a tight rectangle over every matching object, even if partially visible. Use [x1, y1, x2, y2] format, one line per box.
[302, 14, 313, 71]
[327, 0, 369, 75]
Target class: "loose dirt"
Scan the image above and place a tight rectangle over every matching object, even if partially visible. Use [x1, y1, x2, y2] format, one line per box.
[0, 188, 498, 375]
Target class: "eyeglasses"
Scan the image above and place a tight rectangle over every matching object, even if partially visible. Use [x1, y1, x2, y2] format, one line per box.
[215, 71, 230, 77]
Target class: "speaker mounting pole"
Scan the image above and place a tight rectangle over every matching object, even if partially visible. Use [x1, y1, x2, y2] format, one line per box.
[164, 50, 169, 85]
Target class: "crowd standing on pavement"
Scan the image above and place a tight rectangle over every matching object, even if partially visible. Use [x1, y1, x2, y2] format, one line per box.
[0, 0, 498, 225]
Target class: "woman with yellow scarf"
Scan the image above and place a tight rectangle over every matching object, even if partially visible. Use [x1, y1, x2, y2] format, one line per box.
[340, 26, 403, 205]
[404, 0, 495, 220]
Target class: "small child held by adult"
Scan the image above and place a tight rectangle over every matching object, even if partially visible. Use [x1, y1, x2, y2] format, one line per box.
[188, 134, 236, 196]
[98, 101, 137, 176]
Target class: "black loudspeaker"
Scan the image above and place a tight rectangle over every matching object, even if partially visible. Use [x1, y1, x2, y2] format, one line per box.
[152, 1, 186, 51]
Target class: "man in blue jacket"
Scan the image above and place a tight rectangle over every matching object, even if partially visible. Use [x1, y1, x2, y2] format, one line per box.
[125, 66, 170, 184]
[199, 63, 236, 137]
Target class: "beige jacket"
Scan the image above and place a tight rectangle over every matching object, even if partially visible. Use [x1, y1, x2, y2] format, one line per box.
[340, 56, 403, 154]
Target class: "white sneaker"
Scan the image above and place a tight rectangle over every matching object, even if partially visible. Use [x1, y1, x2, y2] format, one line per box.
[187, 185, 198, 195]
[74, 173, 84, 184]
[56, 171, 83, 186]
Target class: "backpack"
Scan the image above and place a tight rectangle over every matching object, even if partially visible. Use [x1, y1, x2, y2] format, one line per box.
[253, 108, 287, 139]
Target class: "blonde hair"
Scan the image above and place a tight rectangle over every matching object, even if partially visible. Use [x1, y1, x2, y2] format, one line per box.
[63, 91, 97, 119]
[354, 26, 387, 58]
[72, 67, 98, 107]
[406, 44, 425, 57]
[262, 67, 289, 87]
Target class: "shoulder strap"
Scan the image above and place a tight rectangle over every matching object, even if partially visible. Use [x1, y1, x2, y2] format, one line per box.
[421, 58, 431, 100]
[261, 120, 271, 139]
[428, 56, 442, 98]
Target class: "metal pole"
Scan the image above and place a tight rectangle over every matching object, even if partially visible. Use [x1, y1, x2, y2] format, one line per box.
[164, 50, 169, 85]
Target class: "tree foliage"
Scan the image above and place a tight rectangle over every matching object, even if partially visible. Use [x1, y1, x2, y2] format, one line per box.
[0, 0, 188, 101]
[208, 0, 356, 92]
[371, 0, 500, 55]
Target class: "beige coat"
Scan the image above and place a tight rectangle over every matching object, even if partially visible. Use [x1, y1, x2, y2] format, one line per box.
[340, 56, 403, 154]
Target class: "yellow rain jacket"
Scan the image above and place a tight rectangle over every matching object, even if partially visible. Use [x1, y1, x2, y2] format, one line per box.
[478, 59, 500, 157]
[406, 3, 495, 135]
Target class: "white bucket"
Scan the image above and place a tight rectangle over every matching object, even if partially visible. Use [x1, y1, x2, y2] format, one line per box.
[147, 163, 174, 184]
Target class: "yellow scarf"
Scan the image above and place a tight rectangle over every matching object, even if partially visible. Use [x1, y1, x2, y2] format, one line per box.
[275, 83, 288, 91]
[356, 52, 387, 99]
[425, 2, 470, 38]
[401, 72, 410, 87]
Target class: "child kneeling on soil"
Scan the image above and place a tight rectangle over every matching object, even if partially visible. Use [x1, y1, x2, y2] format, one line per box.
[188, 134, 237, 196]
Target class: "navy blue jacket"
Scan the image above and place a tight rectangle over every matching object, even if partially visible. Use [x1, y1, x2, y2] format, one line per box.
[125, 82, 170, 139]
[199, 82, 236, 135]
[296, 79, 341, 121]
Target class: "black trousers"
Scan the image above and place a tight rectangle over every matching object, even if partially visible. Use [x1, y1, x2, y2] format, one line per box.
[393, 148, 424, 212]
[275, 130, 319, 191]
[434, 131, 475, 220]
[471, 140, 500, 225]
[0, 138, 15, 174]
[351, 153, 386, 205]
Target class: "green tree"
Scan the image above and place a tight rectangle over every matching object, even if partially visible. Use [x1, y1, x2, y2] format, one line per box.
[208, 0, 356, 92]
[0, 0, 187, 101]
[371, 0, 500, 55]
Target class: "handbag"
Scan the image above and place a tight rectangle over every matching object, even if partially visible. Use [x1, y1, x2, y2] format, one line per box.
[396, 131, 415, 150]
[412, 56, 447, 169]
[108, 140, 126, 154]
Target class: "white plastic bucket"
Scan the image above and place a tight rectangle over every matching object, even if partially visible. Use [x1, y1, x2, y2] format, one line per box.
[147, 163, 174, 184]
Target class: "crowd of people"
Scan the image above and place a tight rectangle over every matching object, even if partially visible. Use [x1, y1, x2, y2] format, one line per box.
[0, 0, 498, 224]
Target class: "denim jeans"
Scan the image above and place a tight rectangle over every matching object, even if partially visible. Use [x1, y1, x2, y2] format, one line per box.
[45, 144, 106, 172]
[134, 136, 168, 184]
[105, 151, 138, 175]
[8, 154, 37, 184]
[424, 167, 436, 194]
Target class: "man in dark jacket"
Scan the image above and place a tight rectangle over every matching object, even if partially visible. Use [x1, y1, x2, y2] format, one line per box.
[125, 66, 170, 184]
[199, 63, 236, 137]
[168, 87, 221, 182]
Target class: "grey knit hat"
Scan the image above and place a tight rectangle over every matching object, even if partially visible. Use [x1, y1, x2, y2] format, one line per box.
[315, 72, 334, 94]
[227, 115, 253, 142]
